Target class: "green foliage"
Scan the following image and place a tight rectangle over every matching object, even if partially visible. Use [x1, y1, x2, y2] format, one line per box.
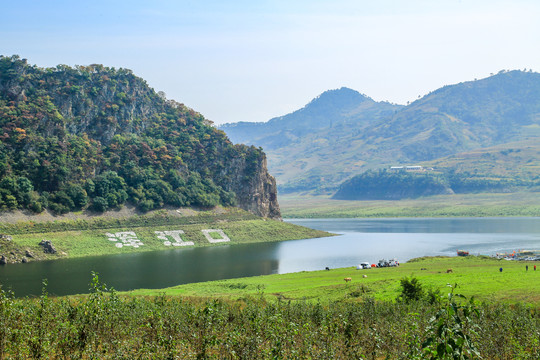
[422, 285, 481, 359]
[0, 276, 538, 358]
[0, 55, 273, 215]
[0, 175, 35, 210]
[446, 171, 523, 194]
[90, 196, 108, 212]
[398, 276, 424, 303]
[333, 167, 532, 201]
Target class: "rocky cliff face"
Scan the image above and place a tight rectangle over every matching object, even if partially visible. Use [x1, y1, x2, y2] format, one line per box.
[242, 154, 280, 219]
[220, 150, 281, 219]
[0, 55, 281, 219]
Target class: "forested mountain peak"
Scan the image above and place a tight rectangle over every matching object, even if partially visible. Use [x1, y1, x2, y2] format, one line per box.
[0, 55, 280, 218]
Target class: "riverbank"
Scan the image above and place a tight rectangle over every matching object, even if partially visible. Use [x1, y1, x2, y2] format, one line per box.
[128, 256, 540, 306]
[0, 207, 332, 264]
[279, 191, 540, 218]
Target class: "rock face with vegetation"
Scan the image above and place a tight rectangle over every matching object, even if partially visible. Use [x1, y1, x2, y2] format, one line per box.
[0, 55, 280, 218]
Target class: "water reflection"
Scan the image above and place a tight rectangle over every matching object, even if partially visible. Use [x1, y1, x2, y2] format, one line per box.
[0, 242, 280, 297]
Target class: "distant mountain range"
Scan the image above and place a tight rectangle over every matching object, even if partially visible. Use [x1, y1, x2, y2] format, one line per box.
[220, 70, 540, 194]
[222, 87, 403, 150]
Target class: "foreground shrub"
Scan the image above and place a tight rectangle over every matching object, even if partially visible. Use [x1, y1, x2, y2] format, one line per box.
[422, 284, 481, 359]
[398, 276, 424, 303]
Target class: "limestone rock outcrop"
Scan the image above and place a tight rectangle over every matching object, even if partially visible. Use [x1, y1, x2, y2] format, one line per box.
[39, 239, 57, 254]
[220, 150, 281, 219]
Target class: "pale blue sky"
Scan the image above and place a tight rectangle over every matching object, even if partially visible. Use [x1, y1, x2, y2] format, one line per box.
[2, 0, 539, 124]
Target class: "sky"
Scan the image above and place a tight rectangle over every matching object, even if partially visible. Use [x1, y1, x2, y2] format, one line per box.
[1, 0, 539, 124]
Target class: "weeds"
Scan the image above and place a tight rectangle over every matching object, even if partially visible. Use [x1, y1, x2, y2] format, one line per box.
[422, 284, 481, 359]
[0, 275, 538, 358]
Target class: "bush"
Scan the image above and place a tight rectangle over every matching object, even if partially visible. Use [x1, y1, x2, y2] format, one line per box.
[49, 202, 70, 214]
[51, 191, 75, 211]
[28, 201, 43, 213]
[91, 196, 108, 212]
[398, 276, 424, 303]
[422, 285, 481, 359]
[65, 183, 88, 208]
[0, 274, 539, 358]
[138, 199, 155, 212]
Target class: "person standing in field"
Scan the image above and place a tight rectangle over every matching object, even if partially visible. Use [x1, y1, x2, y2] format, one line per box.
[526, 265, 528, 271]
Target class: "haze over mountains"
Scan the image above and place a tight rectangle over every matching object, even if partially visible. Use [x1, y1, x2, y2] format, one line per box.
[220, 70, 540, 194]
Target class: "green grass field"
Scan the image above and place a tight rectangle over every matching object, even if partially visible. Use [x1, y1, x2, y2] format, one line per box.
[279, 192, 540, 218]
[128, 256, 540, 306]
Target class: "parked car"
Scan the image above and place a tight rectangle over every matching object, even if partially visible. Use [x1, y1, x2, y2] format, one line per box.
[377, 258, 399, 267]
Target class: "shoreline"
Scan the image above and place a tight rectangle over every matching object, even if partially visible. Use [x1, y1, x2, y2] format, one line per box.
[279, 191, 540, 218]
[0, 208, 332, 265]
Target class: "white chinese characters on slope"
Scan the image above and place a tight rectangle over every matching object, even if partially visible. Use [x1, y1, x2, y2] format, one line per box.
[201, 229, 231, 243]
[106, 231, 144, 248]
[106, 229, 230, 249]
[154, 230, 194, 247]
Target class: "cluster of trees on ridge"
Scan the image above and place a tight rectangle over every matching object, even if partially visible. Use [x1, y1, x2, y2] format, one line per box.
[0, 55, 267, 214]
[333, 169, 531, 200]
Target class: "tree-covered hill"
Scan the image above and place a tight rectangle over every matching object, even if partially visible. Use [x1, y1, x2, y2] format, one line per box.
[332, 168, 525, 201]
[0, 55, 280, 218]
[333, 169, 453, 200]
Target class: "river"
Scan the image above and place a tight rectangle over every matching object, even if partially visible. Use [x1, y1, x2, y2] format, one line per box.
[1, 217, 539, 297]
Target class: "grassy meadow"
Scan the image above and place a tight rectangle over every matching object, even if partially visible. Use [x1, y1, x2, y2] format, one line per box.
[128, 255, 540, 306]
[279, 191, 540, 218]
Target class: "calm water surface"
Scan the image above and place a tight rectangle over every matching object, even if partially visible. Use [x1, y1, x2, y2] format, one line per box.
[1, 217, 539, 297]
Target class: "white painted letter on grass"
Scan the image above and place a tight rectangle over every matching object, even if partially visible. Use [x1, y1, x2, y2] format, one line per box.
[201, 229, 230, 243]
[155, 230, 194, 246]
[105, 231, 144, 248]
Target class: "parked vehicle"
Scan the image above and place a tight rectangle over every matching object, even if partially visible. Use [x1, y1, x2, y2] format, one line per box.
[377, 258, 399, 267]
